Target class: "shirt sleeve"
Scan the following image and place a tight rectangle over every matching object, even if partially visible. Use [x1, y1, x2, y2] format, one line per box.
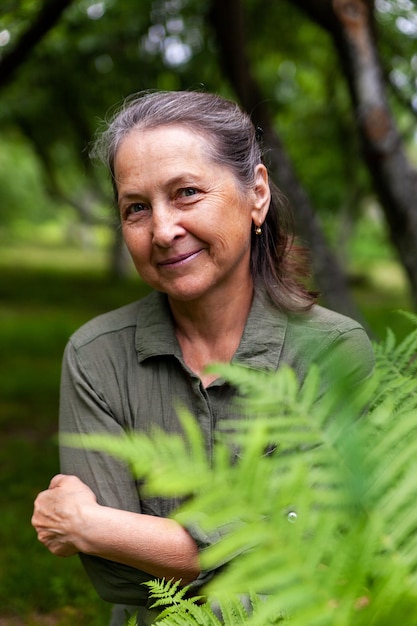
[59, 339, 155, 606]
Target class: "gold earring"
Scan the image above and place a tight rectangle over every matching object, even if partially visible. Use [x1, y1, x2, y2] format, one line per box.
[255, 225, 262, 235]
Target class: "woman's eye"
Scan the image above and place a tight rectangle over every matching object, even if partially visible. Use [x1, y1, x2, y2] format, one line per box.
[125, 202, 147, 216]
[179, 188, 198, 198]
[131, 203, 147, 212]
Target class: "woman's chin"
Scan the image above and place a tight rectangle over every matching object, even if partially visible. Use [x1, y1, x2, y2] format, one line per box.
[161, 280, 219, 304]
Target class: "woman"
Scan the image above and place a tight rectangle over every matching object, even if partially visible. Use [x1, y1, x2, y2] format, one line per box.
[32, 90, 374, 625]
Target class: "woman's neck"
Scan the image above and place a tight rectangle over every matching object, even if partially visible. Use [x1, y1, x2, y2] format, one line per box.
[169, 281, 254, 386]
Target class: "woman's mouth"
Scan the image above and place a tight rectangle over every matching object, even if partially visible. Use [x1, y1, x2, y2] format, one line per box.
[158, 249, 204, 268]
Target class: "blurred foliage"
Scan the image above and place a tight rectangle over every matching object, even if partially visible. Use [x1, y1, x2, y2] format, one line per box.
[0, 133, 57, 227]
[0, 250, 151, 624]
[0, 0, 416, 250]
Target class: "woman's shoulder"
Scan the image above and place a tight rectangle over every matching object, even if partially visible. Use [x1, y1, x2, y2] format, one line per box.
[289, 304, 367, 335]
[285, 304, 375, 382]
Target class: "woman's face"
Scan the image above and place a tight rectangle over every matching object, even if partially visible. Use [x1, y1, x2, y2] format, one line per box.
[114, 124, 270, 304]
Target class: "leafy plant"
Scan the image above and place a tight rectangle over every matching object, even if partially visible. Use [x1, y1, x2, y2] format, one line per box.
[65, 314, 417, 625]
[143, 578, 277, 625]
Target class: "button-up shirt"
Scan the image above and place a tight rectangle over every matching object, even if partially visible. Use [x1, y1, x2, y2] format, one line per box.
[59, 289, 374, 614]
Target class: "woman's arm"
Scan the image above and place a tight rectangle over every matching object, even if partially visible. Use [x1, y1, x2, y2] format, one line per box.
[32, 336, 205, 603]
[32, 473, 200, 584]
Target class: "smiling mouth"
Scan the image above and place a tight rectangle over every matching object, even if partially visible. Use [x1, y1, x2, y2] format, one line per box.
[158, 249, 204, 268]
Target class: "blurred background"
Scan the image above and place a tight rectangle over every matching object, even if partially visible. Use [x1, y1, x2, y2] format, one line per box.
[1, 0, 416, 624]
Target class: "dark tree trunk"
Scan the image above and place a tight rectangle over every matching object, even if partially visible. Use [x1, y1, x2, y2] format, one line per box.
[292, 0, 417, 308]
[110, 227, 133, 280]
[0, 0, 74, 90]
[209, 0, 366, 323]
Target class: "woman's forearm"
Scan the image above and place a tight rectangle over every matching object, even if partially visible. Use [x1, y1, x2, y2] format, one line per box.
[78, 503, 200, 583]
[32, 474, 200, 584]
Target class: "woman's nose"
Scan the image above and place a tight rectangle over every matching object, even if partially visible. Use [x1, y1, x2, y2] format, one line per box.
[151, 205, 184, 247]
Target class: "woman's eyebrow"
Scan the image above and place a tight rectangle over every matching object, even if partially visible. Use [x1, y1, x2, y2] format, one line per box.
[164, 172, 203, 186]
[117, 190, 145, 204]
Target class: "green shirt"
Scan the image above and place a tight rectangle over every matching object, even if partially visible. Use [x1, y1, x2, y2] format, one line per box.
[59, 289, 374, 616]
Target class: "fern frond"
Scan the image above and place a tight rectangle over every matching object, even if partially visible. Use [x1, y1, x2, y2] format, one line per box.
[143, 578, 191, 608]
[154, 600, 219, 626]
[125, 612, 139, 626]
[77, 319, 417, 625]
[146, 579, 222, 625]
[146, 580, 273, 626]
[396, 309, 417, 326]
[373, 321, 417, 405]
[215, 594, 250, 623]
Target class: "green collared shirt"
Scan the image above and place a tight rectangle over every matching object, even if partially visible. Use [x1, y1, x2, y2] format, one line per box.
[59, 289, 374, 613]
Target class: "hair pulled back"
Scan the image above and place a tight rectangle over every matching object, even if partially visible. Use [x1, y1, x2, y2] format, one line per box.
[92, 90, 315, 312]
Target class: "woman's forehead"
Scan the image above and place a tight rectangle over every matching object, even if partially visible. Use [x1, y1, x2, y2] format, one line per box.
[113, 125, 226, 187]
[115, 124, 217, 170]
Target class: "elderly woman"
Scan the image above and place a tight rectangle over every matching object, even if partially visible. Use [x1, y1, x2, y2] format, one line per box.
[32, 91, 374, 625]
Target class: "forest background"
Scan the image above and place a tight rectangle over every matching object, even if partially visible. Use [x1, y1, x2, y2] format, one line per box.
[1, 0, 417, 624]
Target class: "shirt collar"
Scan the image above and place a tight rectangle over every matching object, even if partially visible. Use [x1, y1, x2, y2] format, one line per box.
[135, 291, 180, 362]
[232, 289, 287, 370]
[135, 289, 287, 371]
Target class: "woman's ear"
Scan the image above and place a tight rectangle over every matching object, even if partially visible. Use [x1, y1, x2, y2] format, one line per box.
[251, 164, 271, 227]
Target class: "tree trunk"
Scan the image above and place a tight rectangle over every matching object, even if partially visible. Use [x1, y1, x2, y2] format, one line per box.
[292, 0, 417, 308]
[209, 0, 366, 323]
[110, 226, 133, 280]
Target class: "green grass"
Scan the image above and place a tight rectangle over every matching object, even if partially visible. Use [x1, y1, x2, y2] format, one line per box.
[0, 242, 413, 625]
[0, 246, 151, 625]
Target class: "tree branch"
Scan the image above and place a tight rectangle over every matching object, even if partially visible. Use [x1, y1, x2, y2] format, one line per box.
[292, 0, 417, 307]
[0, 0, 74, 91]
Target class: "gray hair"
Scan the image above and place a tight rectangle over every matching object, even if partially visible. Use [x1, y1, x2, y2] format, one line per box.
[92, 90, 315, 312]
[92, 90, 263, 199]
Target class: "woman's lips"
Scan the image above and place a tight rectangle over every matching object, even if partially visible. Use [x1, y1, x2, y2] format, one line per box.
[158, 249, 204, 267]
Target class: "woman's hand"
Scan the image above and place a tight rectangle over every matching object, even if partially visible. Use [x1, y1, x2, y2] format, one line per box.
[32, 474, 98, 557]
[32, 474, 200, 582]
